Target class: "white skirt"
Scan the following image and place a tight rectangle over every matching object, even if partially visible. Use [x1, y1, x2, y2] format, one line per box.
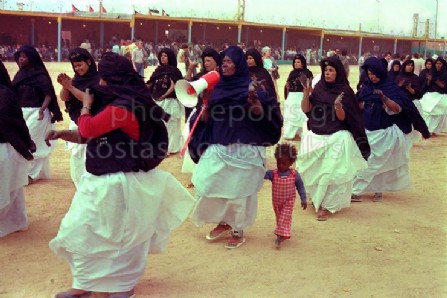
[296, 130, 367, 213]
[22, 107, 53, 180]
[66, 121, 86, 187]
[191, 144, 266, 230]
[181, 108, 196, 174]
[50, 169, 195, 292]
[353, 124, 411, 194]
[282, 92, 308, 139]
[420, 92, 447, 134]
[156, 98, 184, 153]
[0, 143, 29, 237]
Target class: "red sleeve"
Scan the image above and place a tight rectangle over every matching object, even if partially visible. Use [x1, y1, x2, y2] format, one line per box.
[78, 106, 140, 140]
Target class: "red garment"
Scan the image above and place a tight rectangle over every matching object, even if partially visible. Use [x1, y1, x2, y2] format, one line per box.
[272, 169, 297, 238]
[78, 106, 140, 140]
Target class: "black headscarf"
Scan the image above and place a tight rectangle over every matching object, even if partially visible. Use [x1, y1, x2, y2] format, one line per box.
[0, 61, 34, 160]
[193, 47, 222, 80]
[312, 56, 370, 159]
[396, 59, 423, 100]
[11, 45, 63, 122]
[359, 57, 429, 138]
[419, 58, 434, 92]
[427, 57, 447, 94]
[245, 48, 277, 100]
[94, 52, 169, 170]
[285, 54, 313, 97]
[210, 46, 252, 106]
[147, 48, 183, 99]
[388, 60, 401, 83]
[65, 47, 100, 123]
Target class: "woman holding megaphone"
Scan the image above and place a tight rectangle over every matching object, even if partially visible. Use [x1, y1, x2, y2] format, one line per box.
[189, 46, 283, 249]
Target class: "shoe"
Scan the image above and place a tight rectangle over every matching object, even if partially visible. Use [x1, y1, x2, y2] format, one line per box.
[317, 209, 331, 221]
[206, 224, 232, 241]
[373, 192, 383, 202]
[186, 183, 194, 189]
[351, 194, 362, 202]
[55, 290, 92, 298]
[225, 235, 246, 249]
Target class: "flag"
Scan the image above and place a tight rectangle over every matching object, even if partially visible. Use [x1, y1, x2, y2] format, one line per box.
[162, 9, 166, 16]
[72, 4, 80, 12]
[149, 8, 159, 14]
[89, 5, 94, 12]
[101, 5, 107, 13]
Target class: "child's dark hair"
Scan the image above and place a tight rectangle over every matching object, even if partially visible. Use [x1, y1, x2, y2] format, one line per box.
[274, 143, 298, 162]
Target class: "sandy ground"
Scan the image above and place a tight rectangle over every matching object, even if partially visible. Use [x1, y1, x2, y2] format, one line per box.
[0, 62, 446, 298]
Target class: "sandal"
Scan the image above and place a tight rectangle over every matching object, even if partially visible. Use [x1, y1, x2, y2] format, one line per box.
[206, 224, 232, 240]
[351, 194, 362, 202]
[317, 209, 331, 221]
[373, 192, 383, 202]
[186, 183, 194, 188]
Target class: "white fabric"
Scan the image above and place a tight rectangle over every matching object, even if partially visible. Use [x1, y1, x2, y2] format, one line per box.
[420, 92, 447, 134]
[156, 98, 184, 153]
[177, 62, 187, 77]
[0, 143, 29, 236]
[296, 130, 367, 213]
[50, 169, 195, 292]
[191, 144, 266, 230]
[353, 125, 411, 195]
[181, 108, 196, 174]
[67, 121, 86, 187]
[282, 92, 308, 139]
[22, 107, 53, 180]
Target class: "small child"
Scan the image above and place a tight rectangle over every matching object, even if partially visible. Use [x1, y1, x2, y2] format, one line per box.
[264, 143, 307, 248]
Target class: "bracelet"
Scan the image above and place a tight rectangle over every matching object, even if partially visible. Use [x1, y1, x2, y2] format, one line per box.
[81, 106, 91, 111]
[334, 104, 343, 110]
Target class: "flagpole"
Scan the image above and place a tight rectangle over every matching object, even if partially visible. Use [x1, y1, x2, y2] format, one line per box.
[99, 0, 103, 17]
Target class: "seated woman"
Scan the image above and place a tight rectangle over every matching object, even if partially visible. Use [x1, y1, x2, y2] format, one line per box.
[298, 56, 370, 220]
[46, 52, 195, 298]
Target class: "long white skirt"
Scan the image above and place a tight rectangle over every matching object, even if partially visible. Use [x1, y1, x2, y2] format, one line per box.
[156, 98, 184, 154]
[181, 108, 196, 175]
[352, 125, 411, 195]
[67, 121, 86, 187]
[296, 130, 367, 213]
[191, 144, 266, 231]
[22, 107, 53, 180]
[420, 92, 447, 134]
[283, 92, 308, 139]
[0, 143, 29, 237]
[49, 169, 195, 292]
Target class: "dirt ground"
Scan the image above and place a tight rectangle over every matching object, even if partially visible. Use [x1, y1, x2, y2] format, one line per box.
[0, 62, 446, 298]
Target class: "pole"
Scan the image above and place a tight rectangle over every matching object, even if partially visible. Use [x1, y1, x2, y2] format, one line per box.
[435, 0, 438, 39]
[188, 20, 192, 43]
[281, 27, 286, 60]
[57, 17, 61, 62]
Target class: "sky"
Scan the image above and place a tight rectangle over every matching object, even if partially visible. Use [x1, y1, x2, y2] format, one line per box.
[2, 0, 446, 38]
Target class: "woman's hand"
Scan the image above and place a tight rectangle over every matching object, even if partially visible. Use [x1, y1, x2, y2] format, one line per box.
[45, 130, 62, 146]
[57, 73, 73, 90]
[334, 92, 344, 110]
[82, 88, 94, 108]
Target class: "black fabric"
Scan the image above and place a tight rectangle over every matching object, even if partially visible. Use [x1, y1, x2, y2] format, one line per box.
[147, 48, 183, 100]
[396, 60, 423, 100]
[284, 54, 313, 98]
[66, 47, 100, 123]
[359, 57, 430, 139]
[245, 48, 277, 100]
[387, 60, 401, 83]
[311, 56, 370, 160]
[11, 45, 63, 122]
[85, 53, 169, 175]
[427, 57, 447, 94]
[188, 46, 283, 163]
[0, 85, 34, 160]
